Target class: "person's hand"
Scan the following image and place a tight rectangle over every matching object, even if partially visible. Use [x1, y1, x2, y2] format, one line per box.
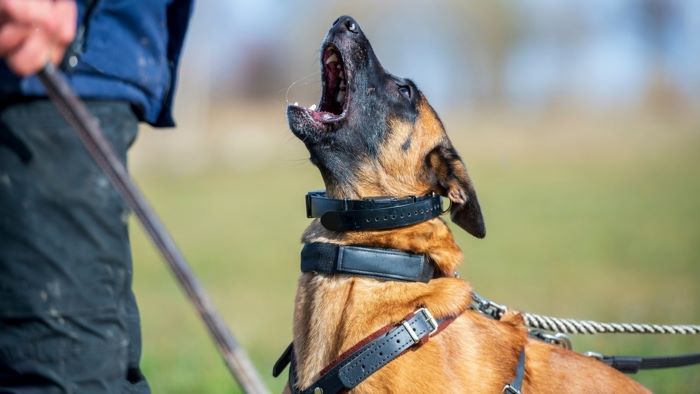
[0, 0, 76, 76]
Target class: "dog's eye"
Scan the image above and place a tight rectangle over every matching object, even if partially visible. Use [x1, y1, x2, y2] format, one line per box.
[398, 85, 411, 99]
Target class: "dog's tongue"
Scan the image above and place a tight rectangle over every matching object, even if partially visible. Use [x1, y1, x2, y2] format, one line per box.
[321, 46, 347, 115]
[310, 110, 335, 122]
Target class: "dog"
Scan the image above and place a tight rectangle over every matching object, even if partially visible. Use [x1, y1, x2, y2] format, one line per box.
[285, 16, 650, 393]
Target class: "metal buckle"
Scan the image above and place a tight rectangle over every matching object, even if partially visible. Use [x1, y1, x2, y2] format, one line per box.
[440, 196, 452, 215]
[415, 307, 439, 335]
[403, 308, 439, 345]
[529, 330, 572, 350]
[584, 351, 604, 361]
[402, 321, 421, 344]
[502, 384, 521, 394]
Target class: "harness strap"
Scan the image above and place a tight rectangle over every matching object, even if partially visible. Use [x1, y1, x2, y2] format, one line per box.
[301, 243, 436, 283]
[306, 191, 443, 232]
[587, 352, 700, 374]
[272, 343, 294, 378]
[278, 308, 456, 394]
[503, 350, 526, 394]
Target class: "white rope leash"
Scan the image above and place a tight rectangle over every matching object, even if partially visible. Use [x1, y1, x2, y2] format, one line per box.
[471, 292, 700, 335]
[522, 312, 700, 335]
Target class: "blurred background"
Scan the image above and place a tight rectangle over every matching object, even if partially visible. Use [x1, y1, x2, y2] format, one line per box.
[128, 0, 700, 392]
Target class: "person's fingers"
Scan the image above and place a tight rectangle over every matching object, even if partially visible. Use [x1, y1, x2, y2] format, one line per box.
[53, 1, 76, 46]
[49, 40, 65, 65]
[6, 28, 52, 76]
[0, 0, 53, 30]
[0, 1, 76, 75]
[47, 1, 76, 65]
[0, 22, 30, 57]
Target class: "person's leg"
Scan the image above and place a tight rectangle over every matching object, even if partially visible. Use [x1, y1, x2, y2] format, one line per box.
[0, 99, 149, 393]
[123, 288, 149, 393]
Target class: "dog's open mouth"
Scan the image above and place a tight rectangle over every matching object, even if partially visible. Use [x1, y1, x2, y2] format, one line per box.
[291, 44, 349, 125]
[318, 45, 348, 118]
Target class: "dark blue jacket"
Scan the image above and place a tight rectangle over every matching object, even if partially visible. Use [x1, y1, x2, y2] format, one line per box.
[0, 0, 193, 127]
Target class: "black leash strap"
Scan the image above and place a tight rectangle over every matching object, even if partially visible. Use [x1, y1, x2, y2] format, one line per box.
[37, 64, 269, 394]
[301, 242, 435, 283]
[306, 190, 443, 231]
[588, 352, 700, 374]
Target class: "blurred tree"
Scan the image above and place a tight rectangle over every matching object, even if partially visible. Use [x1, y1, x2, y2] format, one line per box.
[640, 0, 684, 111]
[454, 0, 518, 107]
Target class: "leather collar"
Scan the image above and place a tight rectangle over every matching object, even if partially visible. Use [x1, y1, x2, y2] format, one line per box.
[306, 191, 443, 232]
[301, 242, 436, 283]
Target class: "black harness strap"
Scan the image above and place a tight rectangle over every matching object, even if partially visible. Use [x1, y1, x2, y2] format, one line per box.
[589, 352, 700, 374]
[272, 343, 294, 379]
[281, 308, 445, 394]
[306, 191, 443, 232]
[301, 243, 436, 283]
[503, 350, 527, 394]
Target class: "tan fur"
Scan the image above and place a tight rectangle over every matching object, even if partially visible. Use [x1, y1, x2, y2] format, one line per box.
[290, 97, 650, 393]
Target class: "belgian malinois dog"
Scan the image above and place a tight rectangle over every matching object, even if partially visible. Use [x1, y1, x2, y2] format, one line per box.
[285, 16, 649, 393]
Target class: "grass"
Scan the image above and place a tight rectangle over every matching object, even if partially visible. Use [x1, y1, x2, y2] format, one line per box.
[129, 110, 700, 393]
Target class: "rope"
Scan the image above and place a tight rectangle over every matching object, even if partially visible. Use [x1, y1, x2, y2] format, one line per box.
[471, 292, 700, 335]
[522, 313, 700, 335]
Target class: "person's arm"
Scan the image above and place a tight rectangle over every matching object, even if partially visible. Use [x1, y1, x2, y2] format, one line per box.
[0, 0, 76, 76]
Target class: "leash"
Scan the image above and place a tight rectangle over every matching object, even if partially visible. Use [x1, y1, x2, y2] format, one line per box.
[37, 63, 269, 394]
[523, 313, 700, 335]
[472, 292, 700, 373]
[472, 292, 700, 335]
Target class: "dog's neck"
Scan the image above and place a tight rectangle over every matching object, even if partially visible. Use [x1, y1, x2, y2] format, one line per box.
[293, 218, 472, 388]
[301, 217, 464, 275]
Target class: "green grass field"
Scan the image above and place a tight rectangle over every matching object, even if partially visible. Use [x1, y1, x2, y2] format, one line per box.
[129, 111, 700, 393]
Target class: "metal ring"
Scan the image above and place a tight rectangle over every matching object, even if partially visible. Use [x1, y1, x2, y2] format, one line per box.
[441, 198, 452, 214]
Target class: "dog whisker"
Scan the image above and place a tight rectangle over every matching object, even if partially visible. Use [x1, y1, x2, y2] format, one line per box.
[285, 71, 321, 106]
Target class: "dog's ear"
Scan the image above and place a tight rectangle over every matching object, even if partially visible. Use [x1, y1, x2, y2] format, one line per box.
[425, 142, 485, 238]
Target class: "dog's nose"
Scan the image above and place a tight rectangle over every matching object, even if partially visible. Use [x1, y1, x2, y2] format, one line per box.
[332, 15, 360, 34]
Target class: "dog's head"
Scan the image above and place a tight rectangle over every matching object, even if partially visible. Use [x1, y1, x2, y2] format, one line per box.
[288, 16, 485, 238]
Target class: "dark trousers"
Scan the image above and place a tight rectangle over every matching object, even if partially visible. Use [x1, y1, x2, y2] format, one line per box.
[0, 100, 149, 393]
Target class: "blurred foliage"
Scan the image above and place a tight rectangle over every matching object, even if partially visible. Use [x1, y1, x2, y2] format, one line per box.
[182, 1, 700, 111]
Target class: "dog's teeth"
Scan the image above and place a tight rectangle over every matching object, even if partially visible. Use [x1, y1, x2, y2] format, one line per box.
[340, 80, 346, 89]
[336, 64, 342, 70]
[325, 54, 338, 64]
[337, 91, 345, 102]
[309, 104, 317, 111]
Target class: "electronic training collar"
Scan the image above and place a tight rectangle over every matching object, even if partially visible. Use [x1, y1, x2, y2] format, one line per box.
[305, 190, 443, 232]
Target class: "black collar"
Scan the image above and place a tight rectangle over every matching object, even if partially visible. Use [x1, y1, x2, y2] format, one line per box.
[306, 191, 443, 232]
[301, 243, 436, 283]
